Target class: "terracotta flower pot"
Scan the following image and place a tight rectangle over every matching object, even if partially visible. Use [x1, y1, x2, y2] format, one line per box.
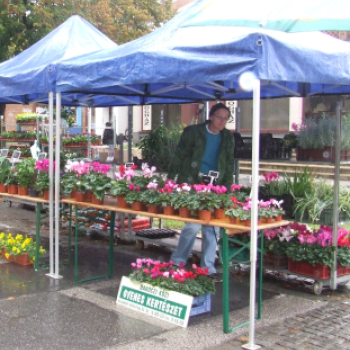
[117, 196, 129, 208]
[275, 214, 282, 222]
[198, 209, 212, 222]
[132, 201, 143, 211]
[85, 190, 92, 202]
[147, 204, 159, 213]
[44, 190, 50, 200]
[214, 208, 225, 220]
[179, 207, 190, 218]
[163, 205, 175, 216]
[91, 194, 104, 205]
[0, 183, 8, 193]
[75, 191, 86, 202]
[266, 217, 275, 223]
[244, 219, 252, 227]
[18, 185, 28, 196]
[8, 184, 18, 194]
[229, 217, 240, 224]
[1, 248, 32, 266]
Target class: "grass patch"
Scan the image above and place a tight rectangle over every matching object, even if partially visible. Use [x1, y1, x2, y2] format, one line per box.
[152, 219, 185, 231]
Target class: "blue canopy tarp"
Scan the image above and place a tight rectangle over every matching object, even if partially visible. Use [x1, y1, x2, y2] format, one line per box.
[0, 15, 117, 104]
[53, 0, 350, 106]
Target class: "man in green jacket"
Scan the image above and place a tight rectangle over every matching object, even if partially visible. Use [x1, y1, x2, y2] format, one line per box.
[168, 103, 235, 282]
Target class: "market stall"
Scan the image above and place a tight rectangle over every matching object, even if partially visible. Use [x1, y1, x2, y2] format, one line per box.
[1, 0, 350, 347]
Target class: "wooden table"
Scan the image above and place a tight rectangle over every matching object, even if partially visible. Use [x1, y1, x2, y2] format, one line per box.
[61, 198, 289, 332]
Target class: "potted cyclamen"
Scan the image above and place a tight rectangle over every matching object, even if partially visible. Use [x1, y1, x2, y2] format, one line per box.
[225, 205, 244, 224]
[84, 162, 111, 205]
[188, 184, 221, 221]
[34, 159, 54, 199]
[210, 185, 230, 219]
[172, 183, 192, 218]
[70, 161, 91, 202]
[125, 184, 144, 211]
[109, 164, 136, 207]
[140, 180, 162, 213]
[158, 180, 178, 215]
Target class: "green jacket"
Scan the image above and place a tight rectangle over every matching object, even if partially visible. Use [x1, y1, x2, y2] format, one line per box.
[168, 121, 235, 188]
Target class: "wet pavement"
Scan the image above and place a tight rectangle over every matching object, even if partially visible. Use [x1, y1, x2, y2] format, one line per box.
[1, 201, 350, 349]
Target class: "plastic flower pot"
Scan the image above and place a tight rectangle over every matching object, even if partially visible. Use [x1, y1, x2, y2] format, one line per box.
[75, 191, 86, 202]
[214, 208, 225, 220]
[163, 205, 175, 216]
[0, 183, 8, 193]
[179, 207, 190, 218]
[8, 184, 18, 195]
[198, 209, 212, 222]
[132, 201, 143, 211]
[117, 196, 128, 208]
[91, 194, 104, 205]
[18, 185, 28, 196]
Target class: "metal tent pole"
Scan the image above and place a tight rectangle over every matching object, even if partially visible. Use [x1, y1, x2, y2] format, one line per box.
[242, 78, 261, 350]
[331, 101, 342, 290]
[46, 92, 55, 278]
[54, 92, 63, 279]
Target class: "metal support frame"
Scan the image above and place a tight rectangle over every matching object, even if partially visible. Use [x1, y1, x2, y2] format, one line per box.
[221, 228, 264, 333]
[73, 204, 115, 283]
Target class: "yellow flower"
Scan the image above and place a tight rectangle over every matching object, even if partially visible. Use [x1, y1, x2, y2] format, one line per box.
[21, 243, 26, 248]
[5, 253, 9, 259]
[32, 257, 35, 261]
[39, 247, 46, 254]
[15, 234, 23, 240]
[24, 238, 31, 245]
[8, 233, 12, 238]
[0, 232, 5, 238]
[12, 247, 17, 252]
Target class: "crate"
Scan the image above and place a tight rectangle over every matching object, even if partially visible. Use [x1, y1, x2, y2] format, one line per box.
[288, 259, 330, 279]
[288, 259, 350, 279]
[263, 253, 288, 269]
[190, 293, 211, 316]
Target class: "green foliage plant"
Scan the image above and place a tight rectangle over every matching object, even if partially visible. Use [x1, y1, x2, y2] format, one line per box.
[139, 124, 183, 172]
[17, 158, 36, 188]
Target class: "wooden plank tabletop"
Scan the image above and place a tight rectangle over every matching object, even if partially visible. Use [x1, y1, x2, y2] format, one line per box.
[61, 198, 290, 233]
[0, 193, 49, 204]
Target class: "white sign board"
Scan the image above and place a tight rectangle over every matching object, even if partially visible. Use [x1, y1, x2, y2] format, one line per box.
[225, 100, 237, 130]
[117, 276, 193, 327]
[142, 105, 152, 131]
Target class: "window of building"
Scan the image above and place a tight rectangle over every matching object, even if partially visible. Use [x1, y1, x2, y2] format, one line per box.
[151, 104, 181, 128]
[238, 98, 289, 131]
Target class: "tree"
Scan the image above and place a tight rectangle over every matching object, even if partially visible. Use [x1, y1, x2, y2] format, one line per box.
[0, 0, 175, 62]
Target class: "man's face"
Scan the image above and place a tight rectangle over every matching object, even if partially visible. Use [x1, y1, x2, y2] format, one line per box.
[209, 108, 230, 133]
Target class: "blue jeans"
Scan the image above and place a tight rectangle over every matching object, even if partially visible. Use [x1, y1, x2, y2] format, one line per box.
[171, 223, 219, 275]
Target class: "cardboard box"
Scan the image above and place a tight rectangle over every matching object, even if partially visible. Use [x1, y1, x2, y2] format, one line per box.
[92, 146, 142, 164]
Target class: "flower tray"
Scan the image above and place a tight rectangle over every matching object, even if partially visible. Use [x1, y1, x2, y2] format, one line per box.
[288, 259, 350, 279]
[135, 228, 177, 239]
[263, 253, 288, 269]
[190, 293, 211, 316]
[1, 248, 32, 266]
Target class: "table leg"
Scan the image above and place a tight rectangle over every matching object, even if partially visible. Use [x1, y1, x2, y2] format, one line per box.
[108, 210, 115, 278]
[34, 202, 42, 271]
[222, 228, 230, 333]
